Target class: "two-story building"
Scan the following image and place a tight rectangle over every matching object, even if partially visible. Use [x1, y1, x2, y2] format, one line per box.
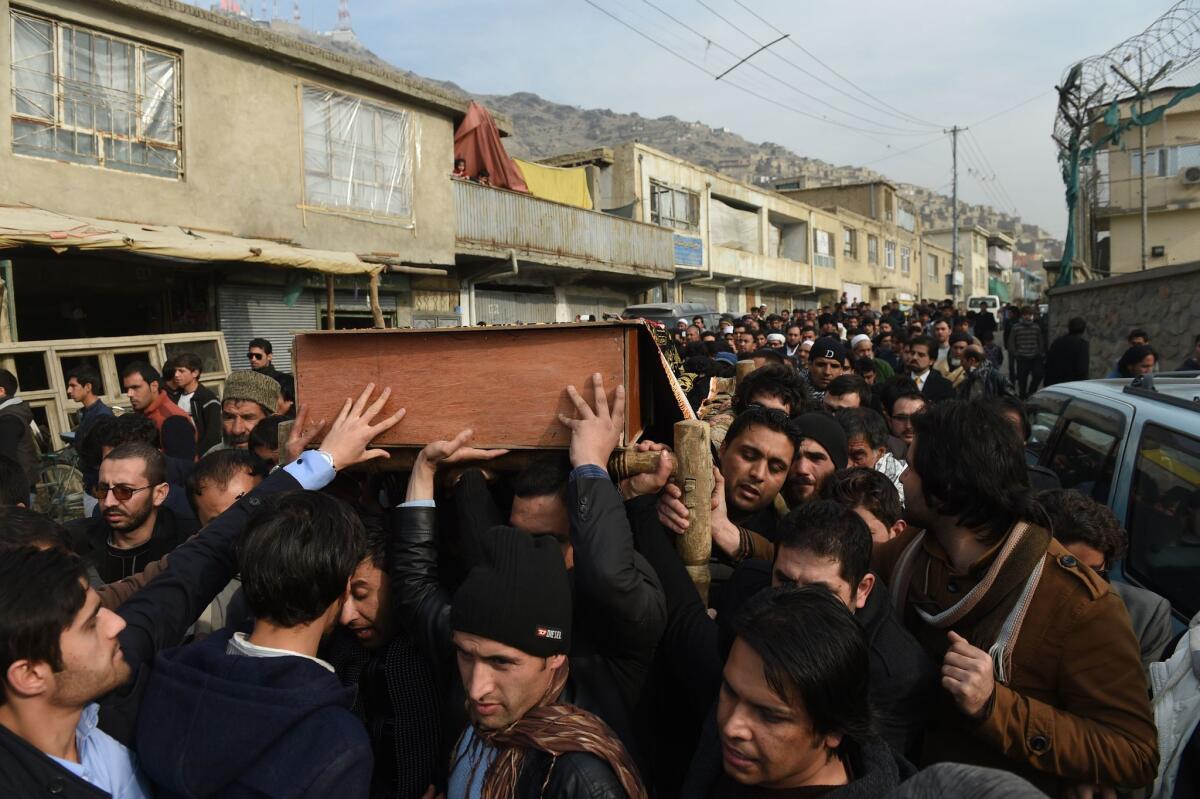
[1092, 85, 1200, 274]
[777, 178, 952, 306]
[582, 142, 841, 313]
[925, 224, 991, 300]
[0, 0, 677, 346]
[0, 0, 489, 357]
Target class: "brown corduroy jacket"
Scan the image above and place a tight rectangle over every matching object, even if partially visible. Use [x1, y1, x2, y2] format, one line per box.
[873, 525, 1159, 796]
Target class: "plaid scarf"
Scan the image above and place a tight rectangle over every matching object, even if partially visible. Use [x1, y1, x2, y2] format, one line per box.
[456, 662, 648, 799]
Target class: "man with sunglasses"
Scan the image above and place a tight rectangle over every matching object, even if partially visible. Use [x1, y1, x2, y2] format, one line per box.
[246, 337, 295, 402]
[68, 441, 198, 584]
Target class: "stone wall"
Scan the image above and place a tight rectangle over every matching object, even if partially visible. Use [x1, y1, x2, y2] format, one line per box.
[1047, 261, 1200, 378]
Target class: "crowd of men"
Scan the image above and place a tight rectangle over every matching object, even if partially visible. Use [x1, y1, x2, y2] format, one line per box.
[0, 303, 1197, 799]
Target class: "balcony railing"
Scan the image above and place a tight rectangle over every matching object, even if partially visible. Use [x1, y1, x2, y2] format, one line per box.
[453, 179, 673, 276]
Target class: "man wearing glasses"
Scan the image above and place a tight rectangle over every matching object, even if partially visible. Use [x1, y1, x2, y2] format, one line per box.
[68, 441, 198, 583]
[246, 338, 294, 403]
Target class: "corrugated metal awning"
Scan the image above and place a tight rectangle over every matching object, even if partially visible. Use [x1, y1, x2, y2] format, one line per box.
[0, 204, 382, 276]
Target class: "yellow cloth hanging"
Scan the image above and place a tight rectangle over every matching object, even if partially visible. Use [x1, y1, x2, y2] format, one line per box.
[513, 159, 593, 209]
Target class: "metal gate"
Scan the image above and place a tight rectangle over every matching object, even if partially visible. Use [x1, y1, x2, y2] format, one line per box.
[475, 289, 557, 325]
[218, 284, 318, 372]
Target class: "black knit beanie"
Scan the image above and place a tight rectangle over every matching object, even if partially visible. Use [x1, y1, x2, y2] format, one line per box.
[794, 412, 849, 470]
[450, 526, 572, 658]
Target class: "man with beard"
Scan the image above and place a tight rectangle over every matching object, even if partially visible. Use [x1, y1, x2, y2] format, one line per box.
[68, 442, 198, 583]
[781, 412, 848, 508]
[934, 331, 972, 389]
[906, 336, 956, 402]
[215, 370, 280, 452]
[958, 345, 1013, 402]
[121, 362, 195, 462]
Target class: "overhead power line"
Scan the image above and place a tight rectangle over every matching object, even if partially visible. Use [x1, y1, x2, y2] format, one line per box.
[639, 0, 935, 135]
[581, 0, 940, 143]
[966, 89, 1054, 128]
[726, 0, 947, 130]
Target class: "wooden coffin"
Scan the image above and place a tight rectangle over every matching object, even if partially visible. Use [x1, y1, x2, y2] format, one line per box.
[292, 321, 692, 452]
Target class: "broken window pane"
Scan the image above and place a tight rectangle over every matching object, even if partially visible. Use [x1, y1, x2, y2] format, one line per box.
[303, 85, 413, 219]
[8, 10, 182, 178]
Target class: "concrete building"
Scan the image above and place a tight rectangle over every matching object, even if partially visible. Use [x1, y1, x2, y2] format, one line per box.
[987, 231, 1015, 300]
[1092, 86, 1200, 274]
[0, 0, 675, 339]
[776, 179, 951, 305]
[925, 225, 992, 300]
[0, 0, 481, 355]
[543, 145, 956, 314]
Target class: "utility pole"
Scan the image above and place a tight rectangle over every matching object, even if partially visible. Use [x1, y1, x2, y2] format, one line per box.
[949, 126, 960, 302]
[1112, 49, 1173, 272]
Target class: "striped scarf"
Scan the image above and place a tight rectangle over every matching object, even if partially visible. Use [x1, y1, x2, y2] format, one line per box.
[458, 661, 648, 799]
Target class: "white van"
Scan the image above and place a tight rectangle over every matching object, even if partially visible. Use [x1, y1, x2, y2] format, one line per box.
[967, 294, 1002, 322]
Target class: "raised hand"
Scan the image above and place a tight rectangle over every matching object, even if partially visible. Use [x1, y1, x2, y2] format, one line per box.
[319, 384, 406, 470]
[407, 429, 508, 503]
[282, 405, 326, 466]
[558, 373, 626, 469]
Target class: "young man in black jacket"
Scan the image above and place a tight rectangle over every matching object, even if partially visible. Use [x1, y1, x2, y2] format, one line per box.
[169, 353, 223, 455]
[1043, 317, 1090, 386]
[391, 374, 655, 798]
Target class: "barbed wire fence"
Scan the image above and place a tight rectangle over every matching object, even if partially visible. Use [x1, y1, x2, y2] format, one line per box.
[1053, 0, 1200, 283]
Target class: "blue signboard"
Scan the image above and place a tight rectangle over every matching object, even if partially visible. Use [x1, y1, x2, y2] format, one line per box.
[673, 234, 704, 267]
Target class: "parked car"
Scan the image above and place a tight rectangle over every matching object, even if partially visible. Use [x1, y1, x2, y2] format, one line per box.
[1025, 373, 1200, 621]
[622, 302, 722, 331]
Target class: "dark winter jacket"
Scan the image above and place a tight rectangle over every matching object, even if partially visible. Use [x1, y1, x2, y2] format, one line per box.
[0, 722, 112, 799]
[135, 628, 372, 798]
[0, 396, 38, 490]
[188, 383, 224, 455]
[1044, 333, 1090, 385]
[69, 505, 198, 584]
[98, 468, 304, 745]
[390, 474, 665, 794]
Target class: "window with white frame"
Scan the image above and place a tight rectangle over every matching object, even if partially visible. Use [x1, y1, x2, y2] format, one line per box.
[650, 179, 700, 231]
[10, 11, 182, 178]
[1130, 147, 1168, 178]
[900, 245, 911, 275]
[302, 85, 414, 219]
[843, 227, 857, 259]
[927, 252, 938, 279]
[867, 234, 878, 265]
[814, 229, 834, 268]
[884, 240, 896, 269]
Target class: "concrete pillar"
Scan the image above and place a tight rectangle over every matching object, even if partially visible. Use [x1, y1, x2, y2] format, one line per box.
[716, 285, 727, 313]
[458, 282, 473, 326]
[554, 285, 571, 323]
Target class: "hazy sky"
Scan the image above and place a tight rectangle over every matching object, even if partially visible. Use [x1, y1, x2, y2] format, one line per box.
[252, 1, 1186, 238]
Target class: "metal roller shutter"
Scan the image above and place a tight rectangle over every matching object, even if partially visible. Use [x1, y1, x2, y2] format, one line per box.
[218, 284, 318, 372]
[682, 285, 719, 308]
[566, 291, 630, 321]
[475, 289, 556, 325]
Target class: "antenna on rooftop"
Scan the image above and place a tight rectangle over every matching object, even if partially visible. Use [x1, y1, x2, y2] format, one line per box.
[292, 1, 300, 23]
[336, 0, 351, 30]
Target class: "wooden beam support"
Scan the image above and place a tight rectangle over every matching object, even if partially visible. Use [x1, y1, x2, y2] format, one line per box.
[325, 275, 336, 330]
[673, 419, 713, 603]
[369, 272, 385, 329]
